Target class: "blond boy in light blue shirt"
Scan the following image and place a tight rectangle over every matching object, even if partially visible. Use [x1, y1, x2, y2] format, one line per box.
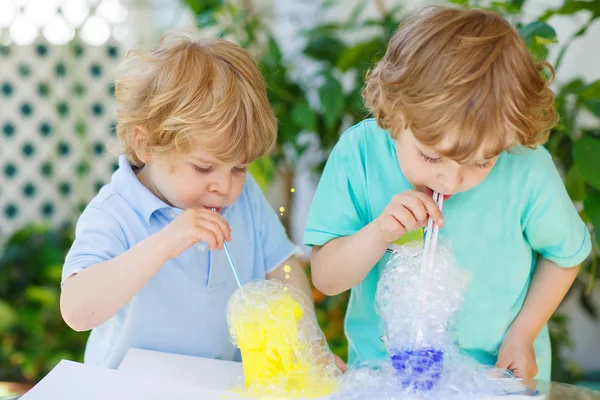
[59, 30, 319, 369]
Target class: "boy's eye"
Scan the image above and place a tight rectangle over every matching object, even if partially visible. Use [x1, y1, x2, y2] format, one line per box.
[419, 152, 441, 164]
[192, 164, 213, 173]
[233, 166, 248, 173]
[476, 161, 493, 169]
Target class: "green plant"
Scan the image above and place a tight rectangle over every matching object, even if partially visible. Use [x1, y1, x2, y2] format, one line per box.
[0, 225, 88, 383]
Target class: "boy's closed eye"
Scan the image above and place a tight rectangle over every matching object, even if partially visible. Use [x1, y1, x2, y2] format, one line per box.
[192, 164, 214, 173]
[418, 151, 494, 169]
[191, 164, 248, 173]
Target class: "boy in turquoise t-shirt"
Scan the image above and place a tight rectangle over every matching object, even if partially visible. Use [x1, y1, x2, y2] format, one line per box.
[304, 6, 591, 381]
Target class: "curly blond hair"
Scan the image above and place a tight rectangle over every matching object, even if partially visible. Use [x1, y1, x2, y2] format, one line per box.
[115, 29, 276, 166]
[363, 6, 558, 161]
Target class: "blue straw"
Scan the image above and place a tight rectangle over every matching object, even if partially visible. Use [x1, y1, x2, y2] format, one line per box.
[212, 208, 242, 287]
[222, 241, 243, 287]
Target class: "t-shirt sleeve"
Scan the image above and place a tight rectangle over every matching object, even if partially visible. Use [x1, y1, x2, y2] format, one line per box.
[523, 148, 592, 267]
[303, 130, 368, 247]
[61, 205, 129, 286]
[247, 174, 301, 274]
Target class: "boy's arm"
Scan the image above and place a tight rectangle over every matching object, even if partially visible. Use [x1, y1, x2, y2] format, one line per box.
[61, 234, 170, 332]
[507, 258, 580, 342]
[310, 221, 389, 296]
[496, 258, 580, 378]
[61, 207, 230, 332]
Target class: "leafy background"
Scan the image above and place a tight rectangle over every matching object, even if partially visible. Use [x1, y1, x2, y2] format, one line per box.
[0, 0, 598, 389]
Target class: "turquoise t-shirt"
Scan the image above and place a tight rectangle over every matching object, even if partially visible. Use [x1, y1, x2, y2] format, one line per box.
[303, 119, 591, 380]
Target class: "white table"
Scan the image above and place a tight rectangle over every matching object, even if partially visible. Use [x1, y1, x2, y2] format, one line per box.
[16, 348, 598, 399]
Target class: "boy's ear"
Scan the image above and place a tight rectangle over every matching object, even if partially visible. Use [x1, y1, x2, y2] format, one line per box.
[132, 125, 152, 163]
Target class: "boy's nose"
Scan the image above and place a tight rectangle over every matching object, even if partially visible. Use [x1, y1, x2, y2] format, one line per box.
[208, 174, 232, 195]
[438, 170, 463, 193]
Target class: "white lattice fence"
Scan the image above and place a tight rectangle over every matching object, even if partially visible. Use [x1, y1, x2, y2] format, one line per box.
[0, 39, 122, 237]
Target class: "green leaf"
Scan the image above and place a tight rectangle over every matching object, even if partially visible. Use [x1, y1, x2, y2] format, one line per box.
[183, 0, 223, 16]
[573, 136, 600, 190]
[305, 35, 346, 65]
[261, 36, 283, 71]
[337, 38, 385, 72]
[542, 0, 600, 20]
[318, 75, 345, 130]
[519, 21, 557, 61]
[583, 189, 600, 247]
[580, 79, 600, 98]
[343, 0, 367, 29]
[491, 1, 522, 14]
[248, 157, 274, 192]
[25, 286, 58, 307]
[0, 300, 18, 329]
[580, 80, 600, 117]
[291, 100, 317, 133]
[534, 36, 558, 46]
[565, 166, 586, 201]
[561, 78, 587, 95]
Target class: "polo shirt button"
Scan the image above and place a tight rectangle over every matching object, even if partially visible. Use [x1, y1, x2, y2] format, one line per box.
[166, 209, 177, 218]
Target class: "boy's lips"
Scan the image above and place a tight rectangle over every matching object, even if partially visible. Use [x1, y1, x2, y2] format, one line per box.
[425, 187, 452, 201]
[204, 206, 222, 212]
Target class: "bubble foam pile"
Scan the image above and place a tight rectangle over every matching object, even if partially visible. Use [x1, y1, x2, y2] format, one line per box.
[332, 242, 531, 400]
[227, 279, 341, 398]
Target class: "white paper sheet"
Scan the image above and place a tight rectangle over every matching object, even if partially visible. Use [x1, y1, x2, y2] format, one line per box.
[21, 350, 544, 400]
[119, 348, 244, 391]
[117, 349, 543, 400]
[19, 359, 241, 400]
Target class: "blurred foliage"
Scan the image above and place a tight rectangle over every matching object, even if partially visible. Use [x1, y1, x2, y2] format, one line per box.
[0, 225, 88, 383]
[0, 0, 598, 386]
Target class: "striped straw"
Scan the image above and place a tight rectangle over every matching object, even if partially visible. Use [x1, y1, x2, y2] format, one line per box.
[414, 191, 445, 348]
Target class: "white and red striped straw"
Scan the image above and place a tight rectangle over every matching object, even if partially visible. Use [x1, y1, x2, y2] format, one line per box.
[413, 191, 445, 348]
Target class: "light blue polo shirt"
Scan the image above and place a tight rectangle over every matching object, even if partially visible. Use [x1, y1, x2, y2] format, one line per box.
[304, 119, 591, 380]
[62, 155, 299, 369]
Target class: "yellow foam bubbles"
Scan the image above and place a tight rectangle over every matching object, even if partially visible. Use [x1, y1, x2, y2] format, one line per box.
[227, 280, 340, 398]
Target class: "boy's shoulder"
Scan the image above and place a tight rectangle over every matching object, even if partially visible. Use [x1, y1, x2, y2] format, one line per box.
[500, 144, 555, 178]
[79, 182, 138, 226]
[340, 118, 389, 145]
[333, 118, 395, 161]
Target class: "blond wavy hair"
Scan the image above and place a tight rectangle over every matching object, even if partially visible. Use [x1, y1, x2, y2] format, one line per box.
[363, 6, 558, 161]
[115, 29, 276, 166]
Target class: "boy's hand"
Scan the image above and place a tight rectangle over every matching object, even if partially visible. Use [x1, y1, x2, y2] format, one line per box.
[495, 332, 538, 379]
[375, 190, 444, 243]
[334, 354, 348, 373]
[159, 208, 232, 259]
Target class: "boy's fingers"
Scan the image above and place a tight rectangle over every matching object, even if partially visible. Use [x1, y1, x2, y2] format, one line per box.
[387, 212, 408, 236]
[412, 192, 444, 226]
[401, 195, 428, 222]
[197, 210, 231, 241]
[495, 353, 511, 370]
[334, 355, 347, 373]
[198, 220, 224, 249]
[197, 228, 217, 251]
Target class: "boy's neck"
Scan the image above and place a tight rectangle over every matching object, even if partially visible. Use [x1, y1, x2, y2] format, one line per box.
[135, 166, 173, 207]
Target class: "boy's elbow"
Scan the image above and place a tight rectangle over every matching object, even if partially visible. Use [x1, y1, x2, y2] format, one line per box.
[60, 288, 93, 332]
[311, 266, 342, 296]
